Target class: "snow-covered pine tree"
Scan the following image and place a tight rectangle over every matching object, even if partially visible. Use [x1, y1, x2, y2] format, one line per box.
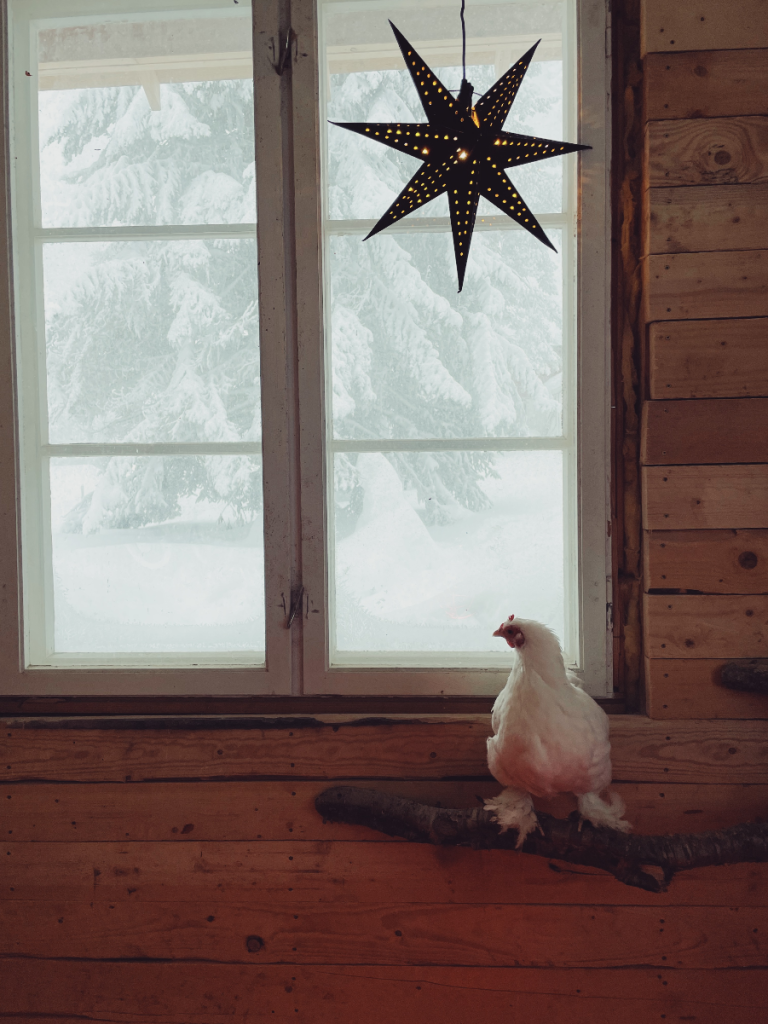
[41, 78, 260, 532]
[327, 61, 565, 528]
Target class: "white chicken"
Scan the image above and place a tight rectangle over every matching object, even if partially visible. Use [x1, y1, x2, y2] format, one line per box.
[484, 614, 631, 846]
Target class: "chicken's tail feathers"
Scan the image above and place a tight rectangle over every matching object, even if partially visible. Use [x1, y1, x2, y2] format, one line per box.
[577, 790, 632, 833]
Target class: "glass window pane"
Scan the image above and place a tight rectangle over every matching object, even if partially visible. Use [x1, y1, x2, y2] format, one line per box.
[329, 228, 563, 440]
[49, 455, 264, 655]
[44, 238, 260, 445]
[332, 450, 564, 658]
[38, 11, 255, 227]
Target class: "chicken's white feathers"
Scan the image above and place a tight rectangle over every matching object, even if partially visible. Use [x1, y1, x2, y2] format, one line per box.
[485, 618, 630, 834]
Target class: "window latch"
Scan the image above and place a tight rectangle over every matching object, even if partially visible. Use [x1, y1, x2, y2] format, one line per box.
[273, 28, 295, 76]
[286, 585, 305, 628]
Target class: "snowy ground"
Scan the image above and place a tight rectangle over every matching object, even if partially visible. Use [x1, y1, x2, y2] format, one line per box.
[333, 450, 566, 658]
[50, 461, 265, 654]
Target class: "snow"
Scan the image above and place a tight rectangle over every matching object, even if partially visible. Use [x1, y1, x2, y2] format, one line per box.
[324, 29, 573, 659]
[32, 6, 573, 662]
[50, 459, 264, 654]
[333, 450, 564, 654]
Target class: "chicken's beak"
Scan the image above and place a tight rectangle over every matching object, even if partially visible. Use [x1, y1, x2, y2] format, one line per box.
[492, 625, 504, 638]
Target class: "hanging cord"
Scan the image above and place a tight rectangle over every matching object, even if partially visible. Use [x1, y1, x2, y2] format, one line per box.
[460, 0, 467, 82]
[455, 0, 475, 112]
[451, 0, 476, 108]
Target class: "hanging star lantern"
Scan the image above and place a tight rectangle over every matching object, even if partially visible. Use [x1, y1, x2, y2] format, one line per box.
[331, 22, 590, 291]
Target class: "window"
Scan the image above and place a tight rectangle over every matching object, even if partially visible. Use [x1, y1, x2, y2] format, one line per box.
[4, 0, 610, 697]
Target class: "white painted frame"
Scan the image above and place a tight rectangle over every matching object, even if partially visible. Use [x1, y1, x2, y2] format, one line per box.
[296, 0, 612, 695]
[0, 0, 610, 697]
[5, 0, 293, 694]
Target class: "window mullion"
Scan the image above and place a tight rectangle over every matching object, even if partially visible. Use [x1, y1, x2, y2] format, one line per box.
[291, 0, 329, 695]
[325, 212, 569, 236]
[253, 0, 294, 692]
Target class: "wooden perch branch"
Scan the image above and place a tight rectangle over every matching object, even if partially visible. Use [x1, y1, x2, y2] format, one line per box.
[722, 659, 768, 693]
[316, 786, 768, 893]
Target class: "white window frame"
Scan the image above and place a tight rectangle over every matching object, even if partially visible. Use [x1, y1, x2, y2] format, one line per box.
[0, 0, 611, 697]
[5, 0, 293, 695]
[295, 0, 612, 695]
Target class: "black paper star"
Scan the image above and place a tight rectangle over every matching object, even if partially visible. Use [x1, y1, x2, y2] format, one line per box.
[331, 22, 590, 291]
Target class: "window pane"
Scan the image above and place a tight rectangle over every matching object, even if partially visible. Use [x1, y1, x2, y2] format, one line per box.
[329, 228, 563, 440]
[324, 1, 565, 220]
[38, 11, 255, 227]
[49, 455, 264, 655]
[332, 450, 564, 657]
[44, 238, 261, 444]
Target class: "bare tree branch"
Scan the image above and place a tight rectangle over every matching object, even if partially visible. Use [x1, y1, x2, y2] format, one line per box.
[316, 785, 768, 893]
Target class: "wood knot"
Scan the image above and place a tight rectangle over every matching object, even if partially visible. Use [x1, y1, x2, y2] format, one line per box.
[693, 65, 707, 77]
[713, 150, 731, 165]
[738, 551, 758, 570]
[246, 935, 264, 953]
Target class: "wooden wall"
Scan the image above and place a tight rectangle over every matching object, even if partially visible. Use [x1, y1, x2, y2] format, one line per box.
[2, 714, 768, 1022]
[640, 0, 768, 718]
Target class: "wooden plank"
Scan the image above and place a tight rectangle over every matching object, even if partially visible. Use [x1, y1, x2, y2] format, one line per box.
[3, 716, 767, 784]
[642, 0, 768, 56]
[643, 465, 768, 529]
[644, 528, 768, 591]
[2, 899, 766, 967]
[644, 49, 768, 120]
[649, 318, 768, 399]
[641, 398, 768, 464]
[646, 116, 768, 187]
[3, 963, 767, 1024]
[646, 183, 768, 254]
[644, 250, 768, 322]
[6, 779, 768, 841]
[644, 593, 768, 658]
[6, 839, 768, 908]
[0, 717, 493, 783]
[608, 715, 768, 783]
[647, 658, 768, 718]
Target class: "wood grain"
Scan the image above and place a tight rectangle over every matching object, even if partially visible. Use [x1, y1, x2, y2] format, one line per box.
[646, 184, 768, 253]
[641, 398, 768, 464]
[646, 658, 768, 718]
[644, 50, 768, 120]
[6, 838, 768, 908]
[3, 962, 767, 1024]
[3, 717, 767, 785]
[646, 117, 768, 187]
[608, 715, 768, 783]
[0, 717, 493, 783]
[2, 899, 766, 967]
[15, 829, 768, 904]
[6, 779, 767, 841]
[649, 318, 768, 398]
[642, 0, 768, 55]
[644, 529, 768, 591]
[643, 465, 768, 529]
[644, 593, 768, 658]
[644, 250, 768, 322]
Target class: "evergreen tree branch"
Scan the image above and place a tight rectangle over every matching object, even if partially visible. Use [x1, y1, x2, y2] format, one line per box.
[315, 785, 768, 893]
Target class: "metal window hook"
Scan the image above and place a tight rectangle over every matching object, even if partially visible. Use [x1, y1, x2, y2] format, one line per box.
[286, 584, 305, 628]
[272, 28, 295, 75]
